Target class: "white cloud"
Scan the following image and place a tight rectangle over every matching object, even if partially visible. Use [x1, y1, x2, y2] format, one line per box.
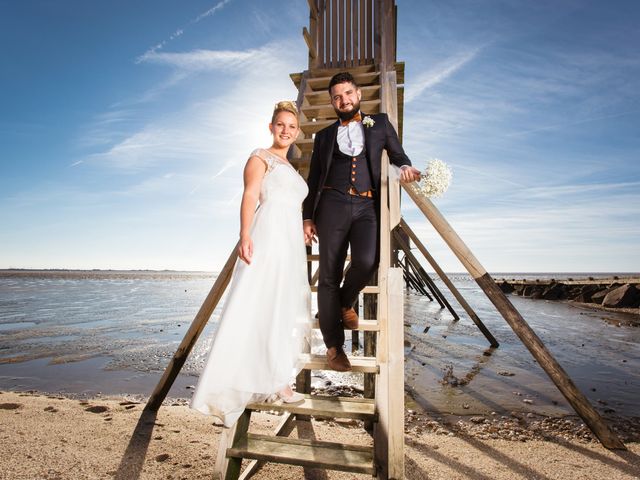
[91, 42, 301, 171]
[404, 47, 482, 103]
[136, 48, 259, 72]
[193, 0, 233, 23]
[138, 0, 234, 60]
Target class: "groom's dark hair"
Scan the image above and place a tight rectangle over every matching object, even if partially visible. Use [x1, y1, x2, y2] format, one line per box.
[328, 72, 359, 93]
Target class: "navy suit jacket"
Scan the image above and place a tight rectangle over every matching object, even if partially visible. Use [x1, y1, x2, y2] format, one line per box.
[302, 112, 411, 221]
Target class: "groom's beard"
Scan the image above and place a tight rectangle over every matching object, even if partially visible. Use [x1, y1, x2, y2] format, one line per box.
[335, 101, 361, 122]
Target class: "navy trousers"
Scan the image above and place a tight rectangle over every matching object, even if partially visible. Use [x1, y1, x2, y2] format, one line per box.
[315, 189, 378, 349]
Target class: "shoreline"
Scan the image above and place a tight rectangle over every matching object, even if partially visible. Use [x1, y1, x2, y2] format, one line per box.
[1, 390, 639, 479]
[4, 387, 639, 444]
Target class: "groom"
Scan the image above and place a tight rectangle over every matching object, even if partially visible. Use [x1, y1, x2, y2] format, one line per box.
[303, 72, 420, 371]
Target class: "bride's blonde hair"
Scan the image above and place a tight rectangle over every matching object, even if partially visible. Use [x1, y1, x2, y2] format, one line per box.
[271, 100, 299, 124]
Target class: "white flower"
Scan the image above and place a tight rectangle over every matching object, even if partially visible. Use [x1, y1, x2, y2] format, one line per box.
[413, 158, 452, 198]
[362, 116, 375, 128]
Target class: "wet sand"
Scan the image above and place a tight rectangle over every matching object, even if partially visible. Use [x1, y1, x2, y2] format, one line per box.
[1, 391, 639, 480]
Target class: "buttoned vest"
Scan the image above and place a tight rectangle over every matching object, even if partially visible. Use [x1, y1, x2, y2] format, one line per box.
[325, 139, 373, 193]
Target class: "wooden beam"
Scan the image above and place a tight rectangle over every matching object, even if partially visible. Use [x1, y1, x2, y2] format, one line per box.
[303, 27, 317, 59]
[401, 184, 626, 450]
[145, 242, 239, 411]
[307, 0, 319, 20]
[399, 217, 499, 347]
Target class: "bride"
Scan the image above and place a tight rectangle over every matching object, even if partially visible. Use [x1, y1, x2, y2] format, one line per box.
[190, 101, 312, 428]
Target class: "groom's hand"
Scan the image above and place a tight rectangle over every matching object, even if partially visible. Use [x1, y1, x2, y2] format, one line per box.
[399, 165, 421, 183]
[303, 220, 317, 246]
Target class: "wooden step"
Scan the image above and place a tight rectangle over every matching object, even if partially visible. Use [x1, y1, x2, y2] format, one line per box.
[290, 62, 403, 90]
[311, 318, 380, 332]
[300, 353, 379, 373]
[228, 433, 375, 475]
[305, 85, 381, 106]
[246, 394, 376, 420]
[307, 63, 377, 78]
[299, 119, 335, 135]
[290, 65, 377, 88]
[306, 71, 380, 91]
[310, 285, 379, 294]
[295, 138, 315, 154]
[302, 99, 381, 120]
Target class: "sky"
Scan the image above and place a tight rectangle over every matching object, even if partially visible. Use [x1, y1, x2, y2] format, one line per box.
[1, 0, 638, 273]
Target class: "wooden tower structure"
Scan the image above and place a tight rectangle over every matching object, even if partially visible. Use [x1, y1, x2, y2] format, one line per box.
[144, 1, 626, 479]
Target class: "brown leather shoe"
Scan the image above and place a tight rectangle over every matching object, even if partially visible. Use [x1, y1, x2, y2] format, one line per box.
[341, 307, 359, 330]
[326, 346, 352, 372]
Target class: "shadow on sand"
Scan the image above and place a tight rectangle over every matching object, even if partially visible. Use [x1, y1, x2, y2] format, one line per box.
[114, 407, 158, 480]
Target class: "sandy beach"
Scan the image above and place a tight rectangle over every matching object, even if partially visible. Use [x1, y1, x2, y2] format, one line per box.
[1, 391, 638, 480]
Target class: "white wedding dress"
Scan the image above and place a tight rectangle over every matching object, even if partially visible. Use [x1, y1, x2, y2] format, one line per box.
[190, 148, 312, 427]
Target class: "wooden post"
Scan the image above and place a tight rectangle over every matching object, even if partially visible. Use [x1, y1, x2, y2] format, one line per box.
[331, 0, 338, 68]
[352, 298, 360, 352]
[346, 0, 352, 66]
[218, 409, 251, 480]
[403, 250, 447, 309]
[398, 218, 499, 348]
[307, 1, 320, 69]
[402, 185, 626, 450]
[393, 230, 460, 320]
[399, 257, 429, 296]
[352, 0, 358, 67]
[374, 152, 391, 478]
[403, 256, 431, 297]
[318, 0, 325, 68]
[363, 288, 377, 432]
[303, 27, 317, 62]
[145, 243, 239, 411]
[387, 268, 405, 479]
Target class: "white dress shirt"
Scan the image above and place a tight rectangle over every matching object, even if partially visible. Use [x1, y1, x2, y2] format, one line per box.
[336, 115, 364, 156]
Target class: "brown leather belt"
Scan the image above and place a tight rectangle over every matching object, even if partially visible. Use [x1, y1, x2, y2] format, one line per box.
[347, 186, 373, 198]
[323, 186, 374, 198]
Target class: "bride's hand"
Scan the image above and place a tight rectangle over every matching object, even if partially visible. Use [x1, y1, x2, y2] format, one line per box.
[238, 235, 253, 265]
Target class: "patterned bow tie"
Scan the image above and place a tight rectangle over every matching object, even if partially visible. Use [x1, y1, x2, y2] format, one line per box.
[340, 112, 362, 126]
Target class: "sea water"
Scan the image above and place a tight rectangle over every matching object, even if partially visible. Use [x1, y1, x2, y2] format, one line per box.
[0, 271, 638, 417]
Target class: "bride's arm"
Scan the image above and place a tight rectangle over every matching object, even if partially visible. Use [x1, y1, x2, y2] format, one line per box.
[238, 155, 267, 264]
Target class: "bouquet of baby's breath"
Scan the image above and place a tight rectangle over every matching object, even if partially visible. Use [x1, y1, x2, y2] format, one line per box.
[413, 158, 452, 198]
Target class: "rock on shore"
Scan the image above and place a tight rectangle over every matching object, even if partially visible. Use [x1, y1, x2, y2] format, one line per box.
[498, 278, 640, 314]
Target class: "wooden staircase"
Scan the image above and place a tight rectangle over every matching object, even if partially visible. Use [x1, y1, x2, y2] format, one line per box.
[217, 38, 407, 477]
